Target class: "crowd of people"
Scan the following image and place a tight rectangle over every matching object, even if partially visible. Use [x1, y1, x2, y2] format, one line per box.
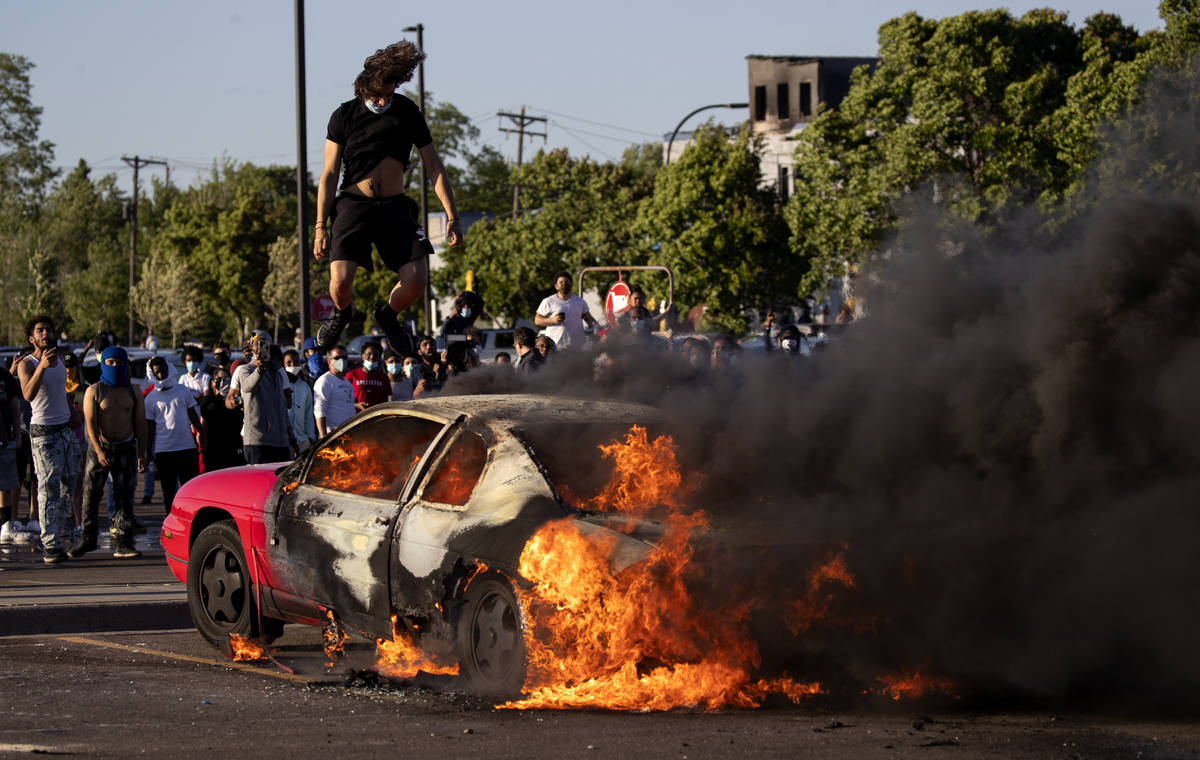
[0, 268, 829, 565]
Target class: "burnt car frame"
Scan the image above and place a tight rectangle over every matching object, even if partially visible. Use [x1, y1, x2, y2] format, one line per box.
[162, 394, 659, 693]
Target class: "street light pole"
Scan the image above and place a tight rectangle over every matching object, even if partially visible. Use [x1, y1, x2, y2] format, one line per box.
[295, 0, 311, 344]
[665, 102, 749, 165]
[403, 23, 431, 337]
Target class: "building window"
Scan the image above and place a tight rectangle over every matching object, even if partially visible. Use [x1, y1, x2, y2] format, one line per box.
[800, 82, 813, 117]
[778, 165, 790, 203]
[754, 86, 767, 121]
[777, 83, 790, 120]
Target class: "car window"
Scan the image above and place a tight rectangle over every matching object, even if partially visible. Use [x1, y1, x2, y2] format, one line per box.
[420, 431, 487, 507]
[305, 414, 444, 500]
[492, 331, 515, 349]
[514, 422, 679, 510]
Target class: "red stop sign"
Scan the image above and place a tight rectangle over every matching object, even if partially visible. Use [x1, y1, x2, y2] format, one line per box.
[605, 280, 631, 325]
[311, 293, 335, 321]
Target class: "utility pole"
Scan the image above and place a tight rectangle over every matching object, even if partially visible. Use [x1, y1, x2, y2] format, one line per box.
[295, 0, 311, 342]
[498, 106, 546, 218]
[122, 155, 167, 345]
[403, 23, 431, 336]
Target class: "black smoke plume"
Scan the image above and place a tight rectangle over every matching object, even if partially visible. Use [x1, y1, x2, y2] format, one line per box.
[442, 62, 1200, 708]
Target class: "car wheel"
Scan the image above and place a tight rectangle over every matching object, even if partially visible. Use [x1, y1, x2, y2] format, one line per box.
[456, 572, 527, 696]
[186, 519, 279, 654]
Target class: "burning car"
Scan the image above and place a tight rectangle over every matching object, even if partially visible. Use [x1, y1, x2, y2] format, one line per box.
[163, 395, 671, 694]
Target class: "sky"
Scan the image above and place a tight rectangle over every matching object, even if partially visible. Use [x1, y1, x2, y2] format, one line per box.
[2, 0, 1166, 189]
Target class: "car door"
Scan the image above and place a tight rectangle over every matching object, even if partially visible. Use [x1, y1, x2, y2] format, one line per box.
[390, 425, 492, 617]
[269, 410, 452, 636]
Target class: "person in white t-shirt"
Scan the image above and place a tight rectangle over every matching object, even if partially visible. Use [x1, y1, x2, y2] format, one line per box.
[313, 345, 356, 436]
[177, 345, 211, 404]
[534, 271, 598, 349]
[145, 356, 205, 514]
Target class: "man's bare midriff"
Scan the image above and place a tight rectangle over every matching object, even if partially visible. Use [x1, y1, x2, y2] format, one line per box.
[95, 384, 136, 442]
[345, 156, 409, 198]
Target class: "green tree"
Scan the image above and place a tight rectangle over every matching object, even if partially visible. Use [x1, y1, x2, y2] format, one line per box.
[631, 124, 792, 333]
[0, 53, 59, 342]
[433, 147, 656, 327]
[156, 160, 300, 340]
[455, 145, 512, 212]
[40, 160, 130, 337]
[264, 233, 330, 344]
[0, 53, 57, 212]
[132, 247, 205, 347]
[783, 9, 1152, 295]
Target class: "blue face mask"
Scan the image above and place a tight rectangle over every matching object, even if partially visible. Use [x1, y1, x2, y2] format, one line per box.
[99, 347, 129, 387]
[186, 361, 200, 373]
[364, 98, 391, 115]
[362, 360, 379, 372]
[461, 307, 472, 318]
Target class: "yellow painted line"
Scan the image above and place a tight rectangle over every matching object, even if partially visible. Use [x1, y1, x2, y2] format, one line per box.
[58, 635, 312, 684]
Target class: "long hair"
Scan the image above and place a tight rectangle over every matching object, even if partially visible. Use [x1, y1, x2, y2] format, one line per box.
[353, 41, 425, 99]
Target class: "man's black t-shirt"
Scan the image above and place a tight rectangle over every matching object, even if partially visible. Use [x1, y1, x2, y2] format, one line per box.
[0, 368, 20, 440]
[326, 96, 433, 191]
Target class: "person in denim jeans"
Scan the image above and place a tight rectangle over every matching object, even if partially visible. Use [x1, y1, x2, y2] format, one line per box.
[16, 316, 80, 564]
[68, 347, 148, 559]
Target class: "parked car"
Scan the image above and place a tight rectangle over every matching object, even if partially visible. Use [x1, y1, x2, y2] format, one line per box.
[161, 395, 666, 693]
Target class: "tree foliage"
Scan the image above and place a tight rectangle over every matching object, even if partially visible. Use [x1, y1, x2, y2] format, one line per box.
[156, 161, 300, 340]
[432, 146, 658, 327]
[783, 8, 1162, 295]
[0, 53, 57, 212]
[631, 125, 791, 333]
[132, 247, 205, 347]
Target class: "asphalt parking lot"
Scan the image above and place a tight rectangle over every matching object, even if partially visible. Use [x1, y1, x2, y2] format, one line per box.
[3, 497, 1199, 759]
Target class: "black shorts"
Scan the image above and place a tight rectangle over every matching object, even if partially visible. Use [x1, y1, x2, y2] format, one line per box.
[330, 193, 434, 272]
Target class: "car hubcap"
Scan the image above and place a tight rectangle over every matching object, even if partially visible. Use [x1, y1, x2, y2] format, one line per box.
[472, 591, 520, 683]
[200, 546, 244, 625]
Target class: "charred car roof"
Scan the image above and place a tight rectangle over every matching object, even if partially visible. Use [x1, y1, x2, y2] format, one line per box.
[356, 393, 661, 430]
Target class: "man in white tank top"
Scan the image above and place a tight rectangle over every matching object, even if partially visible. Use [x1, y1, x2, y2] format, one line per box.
[16, 315, 80, 564]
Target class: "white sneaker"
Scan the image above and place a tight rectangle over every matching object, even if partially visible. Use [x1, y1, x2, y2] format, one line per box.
[24, 519, 40, 534]
[0, 521, 16, 544]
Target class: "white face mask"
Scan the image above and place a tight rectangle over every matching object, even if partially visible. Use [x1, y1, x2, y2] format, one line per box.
[331, 357, 347, 374]
[385, 362, 400, 376]
[364, 98, 391, 115]
[284, 365, 301, 376]
[781, 339, 799, 353]
[403, 363, 419, 380]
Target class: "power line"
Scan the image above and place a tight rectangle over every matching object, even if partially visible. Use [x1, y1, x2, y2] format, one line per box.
[551, 122, 615, 160]
[528, 107, 659, 138]
[548, 121, 640, 146]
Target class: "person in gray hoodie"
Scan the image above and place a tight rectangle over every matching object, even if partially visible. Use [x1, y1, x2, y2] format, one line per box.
[227, 331, 293, 464]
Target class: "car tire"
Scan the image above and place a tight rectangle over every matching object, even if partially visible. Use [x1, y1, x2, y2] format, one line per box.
[456, 572, 527, 696]
[186, 519, 281, 654]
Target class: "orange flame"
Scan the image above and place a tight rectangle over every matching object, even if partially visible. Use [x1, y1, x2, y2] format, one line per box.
[875, 668, 956, 700]
[786, 546, 858, 635]
[309, 438, 422, 496]
[500, 427, 821, 710]
[323, 610, 348, 666]
[375, 615, 459, 678]
[580, 425, 692, 515]
[229, 633, 267, 661]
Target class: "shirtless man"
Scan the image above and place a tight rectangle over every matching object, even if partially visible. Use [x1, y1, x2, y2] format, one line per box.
[68, 347, 148, 559]
[313, 41, 463, 356]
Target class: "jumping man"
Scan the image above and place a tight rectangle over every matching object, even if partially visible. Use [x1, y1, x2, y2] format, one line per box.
[313, 41, 463, 356]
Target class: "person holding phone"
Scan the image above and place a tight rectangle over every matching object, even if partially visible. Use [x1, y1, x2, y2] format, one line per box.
[15, 315, 80, 564]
